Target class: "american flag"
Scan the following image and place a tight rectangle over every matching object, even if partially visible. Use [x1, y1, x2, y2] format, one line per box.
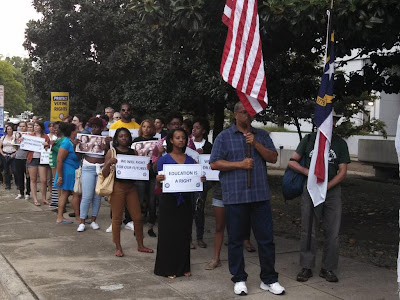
[220, 0, 268, 117]
[307, 32, 335, 207]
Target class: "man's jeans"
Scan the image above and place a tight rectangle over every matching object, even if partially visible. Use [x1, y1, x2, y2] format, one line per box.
[300, 185, 341, 270]
[225, 201, 278, 284]
[80, 165, 101, 219]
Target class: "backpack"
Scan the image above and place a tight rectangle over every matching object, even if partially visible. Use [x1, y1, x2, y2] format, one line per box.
[282, 134, 311, 201]
[282, 156, 306, 201]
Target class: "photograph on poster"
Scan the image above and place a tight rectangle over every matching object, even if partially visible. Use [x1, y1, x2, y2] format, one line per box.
[75, 134, 105, 155]
[132, 140, 158, 158]
[12, 132, 28, 145]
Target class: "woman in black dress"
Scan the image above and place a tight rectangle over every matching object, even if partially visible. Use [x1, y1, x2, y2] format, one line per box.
[154, 128, 200, 278]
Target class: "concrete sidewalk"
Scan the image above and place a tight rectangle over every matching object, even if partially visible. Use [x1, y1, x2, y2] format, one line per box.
[0, 188, 398, 300]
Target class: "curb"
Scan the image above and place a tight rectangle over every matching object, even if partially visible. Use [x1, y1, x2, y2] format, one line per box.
[0, 252, 37, 300]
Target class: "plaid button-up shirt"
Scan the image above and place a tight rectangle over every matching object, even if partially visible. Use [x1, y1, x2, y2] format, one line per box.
[210, 124, 276, 205]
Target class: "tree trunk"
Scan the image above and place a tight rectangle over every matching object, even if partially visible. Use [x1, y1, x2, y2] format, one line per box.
[293, 115, 302, 141]
[213, 101, 224, 141]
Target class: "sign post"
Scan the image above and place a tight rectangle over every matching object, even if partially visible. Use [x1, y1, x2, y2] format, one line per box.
[50, 92, 69, 121]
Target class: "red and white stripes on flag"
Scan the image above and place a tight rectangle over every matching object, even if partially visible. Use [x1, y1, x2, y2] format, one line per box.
[220, 0, 268, 117]
[307, 120, 333, 207]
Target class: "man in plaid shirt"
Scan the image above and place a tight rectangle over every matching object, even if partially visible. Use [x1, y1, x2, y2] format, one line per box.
[210, 102, 285, 296]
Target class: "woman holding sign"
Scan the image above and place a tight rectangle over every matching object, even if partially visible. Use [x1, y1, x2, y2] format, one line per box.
[26, 122, 51, 206]
[77, 117, 110, 232]
[102, 127, 153, 256]
[155, 128, 204, 279]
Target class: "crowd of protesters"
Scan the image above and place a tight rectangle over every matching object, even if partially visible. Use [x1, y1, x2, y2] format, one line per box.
[0, 102, 351, 297]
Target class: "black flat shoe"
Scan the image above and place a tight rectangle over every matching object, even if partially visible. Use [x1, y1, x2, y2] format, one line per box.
[148, 228, 157, 237]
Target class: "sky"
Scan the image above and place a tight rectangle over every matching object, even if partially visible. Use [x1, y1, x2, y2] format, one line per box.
[0, 0, 40, 58]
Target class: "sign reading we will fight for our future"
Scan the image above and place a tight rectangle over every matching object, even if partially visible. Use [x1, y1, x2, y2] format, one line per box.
[115, 155, 150, 180]
[162, 164, 203, 193]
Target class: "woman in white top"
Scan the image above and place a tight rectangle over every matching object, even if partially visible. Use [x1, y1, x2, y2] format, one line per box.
[0, 125, 17, 189]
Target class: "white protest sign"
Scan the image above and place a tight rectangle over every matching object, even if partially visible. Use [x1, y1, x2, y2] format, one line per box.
[20, 135, 45, 152]
[199, 154, 219, 181]
[40, 149, 50, 164]
[154, 133, 162, 140]
[185, 147, 200, 162]
[162, 164, 203, 193]
[109, 129, 139, 139]
[115, 154, 149, 180]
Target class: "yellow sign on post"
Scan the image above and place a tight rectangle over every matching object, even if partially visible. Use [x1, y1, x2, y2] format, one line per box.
[50, 92, 69, 121]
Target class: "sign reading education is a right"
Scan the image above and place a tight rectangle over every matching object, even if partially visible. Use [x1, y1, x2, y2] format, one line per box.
[162, 164, 203, 193]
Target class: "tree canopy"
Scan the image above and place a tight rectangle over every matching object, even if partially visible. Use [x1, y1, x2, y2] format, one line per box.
[0, 58, 31, 116]
[24, 0, 400, 136]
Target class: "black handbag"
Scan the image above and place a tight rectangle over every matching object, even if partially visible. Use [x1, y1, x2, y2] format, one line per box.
[282, 156, 306, 201]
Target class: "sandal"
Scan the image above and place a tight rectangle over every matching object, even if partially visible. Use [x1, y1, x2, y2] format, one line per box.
[138, 247, 154, 253]
[33, 201, 41, 206]
[184, 272, 191, 277]
[245, 245, 256, 253]
[43, 200, 50, 205]
[115, 250, 124, 257]
[167, 275, 176, 279]
[205, 259, 221, 270]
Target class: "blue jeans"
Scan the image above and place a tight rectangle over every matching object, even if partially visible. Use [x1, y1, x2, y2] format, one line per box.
[225, 201, 278, 284]
[80, 165, 101, 219]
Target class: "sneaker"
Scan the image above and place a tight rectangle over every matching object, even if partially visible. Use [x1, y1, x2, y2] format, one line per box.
[124, 221, 134, 231]
[296, 268, 313, 282]
[77, 224, 85, 232]
[106, 224, 112, 233]
[90, 222, 100, 230]
[319, 269, 338, 282]
[15, 194, 23, 200]
[260, 281, 285, 295]
[24, 195, 30, 200]
[234, 281, 248, 296]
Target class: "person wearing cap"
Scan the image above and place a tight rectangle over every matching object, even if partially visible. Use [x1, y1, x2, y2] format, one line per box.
[288, 111, 350, 283]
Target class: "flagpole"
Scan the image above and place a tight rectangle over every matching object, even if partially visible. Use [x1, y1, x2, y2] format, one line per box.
[247, 144, 251, 188]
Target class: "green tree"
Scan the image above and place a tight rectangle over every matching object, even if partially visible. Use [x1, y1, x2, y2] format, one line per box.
[0, 60, 30, 116]
[24, 0, 400, 138]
